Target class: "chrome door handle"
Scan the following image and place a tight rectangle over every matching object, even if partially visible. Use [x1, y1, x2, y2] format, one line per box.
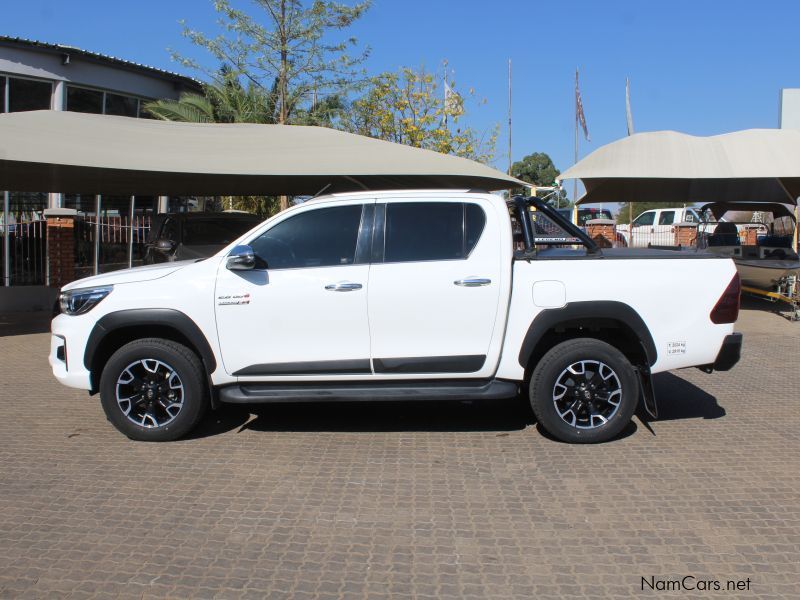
[325, 281, 363, 291]
[454, 277, 491, 287]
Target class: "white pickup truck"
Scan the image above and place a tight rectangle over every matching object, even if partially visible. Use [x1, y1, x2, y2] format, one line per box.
[617, 206, 712, 248]
[49, 191, 743, 444]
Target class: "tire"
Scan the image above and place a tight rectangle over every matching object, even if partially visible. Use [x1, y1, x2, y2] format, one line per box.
[529, 338, 638, 444]
[99, 338, 209, 441]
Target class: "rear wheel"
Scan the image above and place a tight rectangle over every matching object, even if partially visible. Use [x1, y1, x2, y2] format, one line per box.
[530, 339, 638, 443]
[99, 338, 208, 441]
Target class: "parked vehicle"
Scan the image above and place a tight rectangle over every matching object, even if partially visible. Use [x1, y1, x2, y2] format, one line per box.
[616, 206, 710, 247]
[556, 207, 613, 227]
[557, 207, 627, 246]
[144, 212, 263, 264]
[50, 191, 742, 444]
[700, 202, 799, 290]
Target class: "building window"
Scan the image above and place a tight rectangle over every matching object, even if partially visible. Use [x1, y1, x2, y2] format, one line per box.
[1, 77, 5, 112]
[105, 92, 138, 117]
[7, 77, 52, 112]
[66, 86, 103, 114]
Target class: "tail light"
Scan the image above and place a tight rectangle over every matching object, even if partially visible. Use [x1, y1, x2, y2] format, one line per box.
[710, 272, 741, 324]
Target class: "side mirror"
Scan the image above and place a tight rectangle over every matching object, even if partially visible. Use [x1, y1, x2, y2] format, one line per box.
[226, 244, 257, 271]
[155, 238, 176, 252]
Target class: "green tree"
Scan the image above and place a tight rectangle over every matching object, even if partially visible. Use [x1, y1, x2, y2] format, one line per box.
[511, 152, 559, 188]
[510, 152, 567, 204]
[172, 0, 370, 125]
[171, 0, 371, 209]
[615, 202, 688, 225]
[145, 70, 275, 123]
[342, 66, 497, 164]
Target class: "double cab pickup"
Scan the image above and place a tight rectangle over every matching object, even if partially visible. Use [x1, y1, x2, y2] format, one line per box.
[50, 191, 742, 443]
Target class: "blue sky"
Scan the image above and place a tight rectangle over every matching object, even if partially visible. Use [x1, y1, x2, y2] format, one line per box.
[5, 0, 800, 198]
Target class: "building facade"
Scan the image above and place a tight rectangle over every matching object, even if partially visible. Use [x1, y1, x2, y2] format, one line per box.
[1, 36, 201, 304]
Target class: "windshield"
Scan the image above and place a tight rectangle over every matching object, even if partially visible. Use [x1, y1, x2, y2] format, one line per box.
[183, 218, 260, 245]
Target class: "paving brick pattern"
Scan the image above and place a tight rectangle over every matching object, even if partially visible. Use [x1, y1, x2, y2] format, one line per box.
[0, 301, 798, 598]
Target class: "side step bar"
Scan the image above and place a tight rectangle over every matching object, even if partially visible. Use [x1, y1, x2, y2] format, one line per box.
[218, 379, 519, 404]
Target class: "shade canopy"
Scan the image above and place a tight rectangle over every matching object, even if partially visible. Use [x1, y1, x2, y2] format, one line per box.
[0, 111, 522, 195]
[700, 202, 796, 221]
[558, 129, 800, 205]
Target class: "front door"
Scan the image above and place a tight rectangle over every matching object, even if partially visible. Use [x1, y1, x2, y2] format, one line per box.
[367, 199, 504, 377]
[215, 201, 373, 378]
[630, 210, 656, 247]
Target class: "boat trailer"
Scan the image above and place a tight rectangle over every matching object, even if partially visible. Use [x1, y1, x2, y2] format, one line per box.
[742, 275, 800, 322]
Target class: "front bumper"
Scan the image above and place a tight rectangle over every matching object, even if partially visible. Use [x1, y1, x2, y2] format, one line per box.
[710, 333, 743, 372]
[49, 315, 93, 390]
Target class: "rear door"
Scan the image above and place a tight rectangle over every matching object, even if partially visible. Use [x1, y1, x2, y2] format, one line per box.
[366, 198, 504, 378]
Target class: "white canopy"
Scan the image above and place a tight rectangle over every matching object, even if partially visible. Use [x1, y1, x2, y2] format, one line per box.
[0, 110, 521, 195]
[558, 129, 800, 205]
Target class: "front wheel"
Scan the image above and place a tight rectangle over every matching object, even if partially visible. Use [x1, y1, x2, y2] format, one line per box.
[530, 339, 639, 443]
[99, 338, 209, 441]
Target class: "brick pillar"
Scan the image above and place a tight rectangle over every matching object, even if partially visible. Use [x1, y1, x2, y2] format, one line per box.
[741, 225, 760, 246]
[585, 218, 616, 248]
[674, 223, 698, 247]
[43, 208, 77, 288]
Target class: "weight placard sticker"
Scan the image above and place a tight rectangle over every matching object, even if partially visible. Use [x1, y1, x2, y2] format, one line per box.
[668, 341, 686, 355]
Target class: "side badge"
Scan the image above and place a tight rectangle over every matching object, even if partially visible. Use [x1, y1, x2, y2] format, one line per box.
[217, 293, 251, 306]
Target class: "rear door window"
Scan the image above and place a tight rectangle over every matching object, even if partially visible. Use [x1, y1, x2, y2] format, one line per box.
[658, 211, 676, 225]
[383, 202, 486, 263]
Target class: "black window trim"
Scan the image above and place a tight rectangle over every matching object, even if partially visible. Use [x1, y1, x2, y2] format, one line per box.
[374, 200, 487, 265]
[246, 202, 371, 272]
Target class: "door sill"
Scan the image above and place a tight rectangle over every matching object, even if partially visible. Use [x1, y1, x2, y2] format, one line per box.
[218, 379, 519, 404]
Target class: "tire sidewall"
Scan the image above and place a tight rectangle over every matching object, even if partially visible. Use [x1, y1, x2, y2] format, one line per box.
[99, 340, 206, 442]
[530, 339, 639, 444]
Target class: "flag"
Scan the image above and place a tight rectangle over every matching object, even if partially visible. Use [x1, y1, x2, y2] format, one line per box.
[575, 69, 590, 141]
[625, 77, 635, 136]
[443, 79, 463, 127]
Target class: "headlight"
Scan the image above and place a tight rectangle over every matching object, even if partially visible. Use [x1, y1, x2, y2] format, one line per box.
[59, 286, 113, 316]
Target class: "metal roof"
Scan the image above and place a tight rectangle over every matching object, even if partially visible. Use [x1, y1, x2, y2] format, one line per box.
[0, 35, 202, 89]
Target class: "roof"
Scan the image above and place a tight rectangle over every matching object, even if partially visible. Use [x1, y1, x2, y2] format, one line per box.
[0, 110, 523, 195]
[559, 129, 800, 205]
[0, 35, 202, 89]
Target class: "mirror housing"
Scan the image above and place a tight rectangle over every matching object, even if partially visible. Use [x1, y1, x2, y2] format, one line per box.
[226, 244, 257, 271]
[155, 238, 176, 252]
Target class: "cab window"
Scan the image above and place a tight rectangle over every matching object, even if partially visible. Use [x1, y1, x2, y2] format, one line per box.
[384, 202, 486, 263]
[250, 205, 363, 269]
[658, 211, 676, 225]
[632, 211, 655, 226]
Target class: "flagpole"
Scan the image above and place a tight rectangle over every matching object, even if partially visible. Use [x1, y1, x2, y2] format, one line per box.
[573, 68, 579, 216]
[508, 59, 512, 176]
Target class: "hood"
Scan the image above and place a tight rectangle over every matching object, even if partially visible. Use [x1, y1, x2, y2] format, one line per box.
[61, 260, 197, 291]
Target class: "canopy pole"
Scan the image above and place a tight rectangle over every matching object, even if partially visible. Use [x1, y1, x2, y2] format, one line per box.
[3, 190, 9, 287]
[128, 195, 135, 269]
[93, 194, 101, 276]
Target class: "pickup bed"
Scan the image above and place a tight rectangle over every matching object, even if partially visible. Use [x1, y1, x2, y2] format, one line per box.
[50, 191, 742, 443]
